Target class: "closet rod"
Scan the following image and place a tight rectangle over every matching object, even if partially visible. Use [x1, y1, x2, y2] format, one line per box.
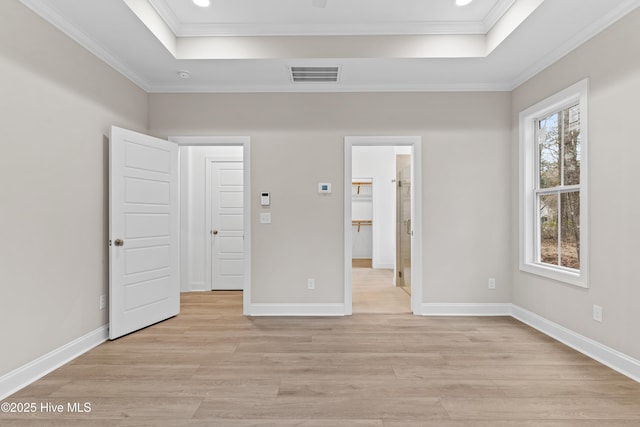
[352, 219, 373, 232]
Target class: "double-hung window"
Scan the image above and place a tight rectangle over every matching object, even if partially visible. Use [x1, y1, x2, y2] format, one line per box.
[519, 79, 588, 287]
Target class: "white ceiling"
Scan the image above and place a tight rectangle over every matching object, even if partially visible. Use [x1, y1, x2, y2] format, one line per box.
[19, 0, 640, 93]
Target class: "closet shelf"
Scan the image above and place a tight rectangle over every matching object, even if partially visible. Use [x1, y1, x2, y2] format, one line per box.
[352, 219, 373, 232]
[352, 181, 372, 195]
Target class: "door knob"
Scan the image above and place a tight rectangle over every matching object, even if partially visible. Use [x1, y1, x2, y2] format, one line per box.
[114, 239, 124, 247]
[212, 230, 219, 235]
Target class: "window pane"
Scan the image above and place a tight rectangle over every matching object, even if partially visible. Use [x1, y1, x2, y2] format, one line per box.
[563, 104, 581, 186]
[538, 113, 560, 188]
[560, 191, 580, 269]
[539, 193, 558, 266]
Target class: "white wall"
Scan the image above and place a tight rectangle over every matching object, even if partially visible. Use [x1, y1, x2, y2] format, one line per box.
[0, 1, 148, 376]
[352, 146, 396, 268]
[180, 146, 243, 291]
[511, 8, 640, 360]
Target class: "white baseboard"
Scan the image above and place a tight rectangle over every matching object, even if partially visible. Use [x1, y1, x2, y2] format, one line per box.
[372, 263, 394, 270]
[511, 305, 640, 383]
[420, 303, 513, 316]
[248, 303, 346, 316]
[0, 325, 108, 400]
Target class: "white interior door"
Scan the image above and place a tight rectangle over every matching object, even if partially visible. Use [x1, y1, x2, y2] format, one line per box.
[109, 126, 180, 340]
[209, 161, 244, 290]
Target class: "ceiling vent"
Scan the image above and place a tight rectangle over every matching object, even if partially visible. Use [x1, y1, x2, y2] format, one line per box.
[290, 66, 340, 83]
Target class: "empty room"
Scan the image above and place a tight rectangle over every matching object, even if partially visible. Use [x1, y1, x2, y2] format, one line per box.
[1, 0, 640, 424]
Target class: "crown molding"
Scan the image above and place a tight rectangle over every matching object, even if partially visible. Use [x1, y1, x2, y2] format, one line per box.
[510, 0, 640, 90]
[147, 0, 181, 35]
[172, 21, 488, 37]
[146, 81, 513, 93]
[483, 0, 517, 32]
[18, 0, 153, 91]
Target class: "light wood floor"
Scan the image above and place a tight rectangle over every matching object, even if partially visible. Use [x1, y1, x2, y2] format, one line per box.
[352, 267, 410, 314]
[4, 292, 640, 426]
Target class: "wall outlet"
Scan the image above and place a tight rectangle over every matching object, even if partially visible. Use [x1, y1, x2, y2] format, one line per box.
[488, 278, 496, 290]
[307, 278, 315, 290]
[593, 304, 603, 322]
[100, 295, 106, 310]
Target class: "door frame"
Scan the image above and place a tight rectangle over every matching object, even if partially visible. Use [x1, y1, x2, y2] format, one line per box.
[344, 136, 422, 315]
[169, 136, 251, 316]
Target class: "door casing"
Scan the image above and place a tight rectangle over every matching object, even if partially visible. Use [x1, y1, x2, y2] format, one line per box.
[344, 136, 422, 315]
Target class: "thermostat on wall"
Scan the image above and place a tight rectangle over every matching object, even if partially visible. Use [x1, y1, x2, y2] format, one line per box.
[318, 183, 332, 194]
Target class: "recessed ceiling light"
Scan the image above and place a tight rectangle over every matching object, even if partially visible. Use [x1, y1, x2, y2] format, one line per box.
[456, 0, 473, 6]
[193, 0, 210, 7]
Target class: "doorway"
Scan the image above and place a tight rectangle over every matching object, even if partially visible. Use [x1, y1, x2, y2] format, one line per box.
[169, 136, 252, 315]
[344, 136, 422, 316]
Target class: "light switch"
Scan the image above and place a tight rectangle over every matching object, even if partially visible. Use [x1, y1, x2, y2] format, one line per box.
[260, 213, 272, 224]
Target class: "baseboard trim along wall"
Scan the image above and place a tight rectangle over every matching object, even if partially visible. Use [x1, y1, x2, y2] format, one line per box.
[248, 303, 346, 316]
[0, 325, 108, 401]
[420, 303, 513, 316]
[511, 305, 640, 383]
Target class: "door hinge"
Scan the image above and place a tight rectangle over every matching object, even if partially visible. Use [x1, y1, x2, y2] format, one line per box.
[398, 180, 403, 188]
[398, 271, 403, 278]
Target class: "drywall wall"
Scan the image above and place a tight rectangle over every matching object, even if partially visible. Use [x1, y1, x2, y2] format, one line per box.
[511, 9, 640, 360]
[149, 91, 512, 306]
[0, 1, 148, 376]
[352, 146, 396, 268]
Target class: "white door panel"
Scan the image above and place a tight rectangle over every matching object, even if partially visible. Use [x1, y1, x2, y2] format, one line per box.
[219, 169, 243, 186]
[124, 213, 170, 239]
[109, 126, 179, 340]
[219, 192, 244, 209]
[220, 236, 244, 253]
[208, 161, 244, 290]
[124, 141, 171, 172]
[220, 214, 243, 230]
[221, 260, 244, 275]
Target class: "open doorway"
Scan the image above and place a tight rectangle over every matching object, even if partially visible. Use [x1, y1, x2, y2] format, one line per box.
[169, 136, 252, 315]
[344, 137, 422, 316]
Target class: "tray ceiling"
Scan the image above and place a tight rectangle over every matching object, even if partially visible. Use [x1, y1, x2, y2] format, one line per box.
[18, 0, 640, 92]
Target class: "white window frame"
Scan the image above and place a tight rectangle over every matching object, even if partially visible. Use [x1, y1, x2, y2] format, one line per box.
[519, 79, 589, 288]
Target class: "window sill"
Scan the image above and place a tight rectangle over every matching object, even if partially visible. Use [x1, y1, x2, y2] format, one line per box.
[520, 262, 588, 289]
